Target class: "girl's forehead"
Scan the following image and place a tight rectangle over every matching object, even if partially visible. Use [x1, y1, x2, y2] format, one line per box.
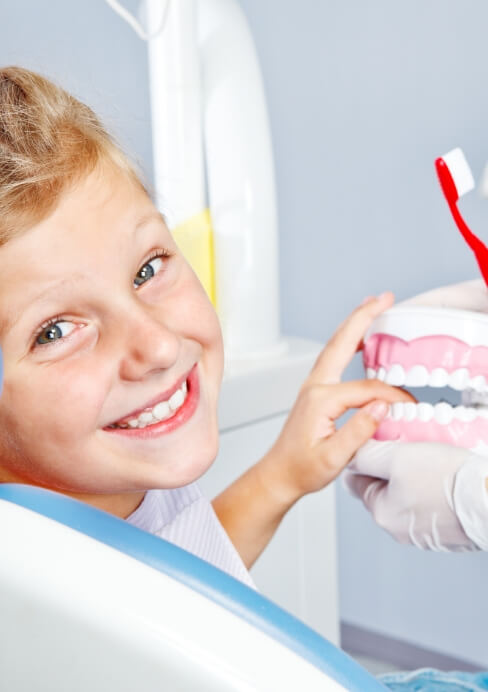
[51, 168, 153, 230]
[0, 172, 167, 331]
[6, 170, 158, 258]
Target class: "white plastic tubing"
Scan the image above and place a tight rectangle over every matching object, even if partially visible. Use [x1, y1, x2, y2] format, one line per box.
[146, 0, 283, 360]
[145, 0, 205, 225]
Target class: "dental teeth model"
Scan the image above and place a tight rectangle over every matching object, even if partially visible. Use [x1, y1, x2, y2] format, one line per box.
[363, 279, 488, 455]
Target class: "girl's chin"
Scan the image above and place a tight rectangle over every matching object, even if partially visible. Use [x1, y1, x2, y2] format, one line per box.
[160, 453, 216, 488]
[139, 436, 219, 489]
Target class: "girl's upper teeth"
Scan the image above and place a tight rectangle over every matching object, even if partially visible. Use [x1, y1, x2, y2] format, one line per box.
[121, 380, 188, 429]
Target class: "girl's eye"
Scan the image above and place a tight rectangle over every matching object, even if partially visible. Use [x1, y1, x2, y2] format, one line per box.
[36, 321, 76, 345]
[134, 255, 164, 287]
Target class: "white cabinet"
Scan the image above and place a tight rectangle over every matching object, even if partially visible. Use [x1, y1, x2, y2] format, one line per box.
[199, 337, 340, 645]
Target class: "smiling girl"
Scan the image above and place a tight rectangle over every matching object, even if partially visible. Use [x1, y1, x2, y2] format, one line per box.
[0, 66, 410, 582]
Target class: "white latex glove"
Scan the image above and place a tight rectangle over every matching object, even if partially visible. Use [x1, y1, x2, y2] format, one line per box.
[345, 440, 488, 552]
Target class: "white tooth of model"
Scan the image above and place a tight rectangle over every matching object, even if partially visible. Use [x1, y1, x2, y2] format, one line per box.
[417, 403, 434, 422]
[434, 402, 453, 425]
[385, 364, 405, 386]
[456, 406, 477, 423]
[429, 368, 449, 387]
[469, 375, 487, 392]
[449, 368, 470, 390]
[391, 402, 404, 421]
[405, 365, 429, 387]
[404, 402, 417, 421]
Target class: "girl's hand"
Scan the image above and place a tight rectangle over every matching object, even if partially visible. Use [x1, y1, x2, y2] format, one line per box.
[261, 293, 414, 506]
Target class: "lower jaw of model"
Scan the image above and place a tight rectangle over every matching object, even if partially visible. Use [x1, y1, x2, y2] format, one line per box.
[363, 278, 488, 456]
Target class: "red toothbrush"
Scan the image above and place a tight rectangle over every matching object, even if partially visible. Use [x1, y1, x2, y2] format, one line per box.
[435, 148, 488, 286]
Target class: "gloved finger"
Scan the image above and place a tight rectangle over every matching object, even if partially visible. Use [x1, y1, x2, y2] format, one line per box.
[345, 472, 388, 512]
[349, 439, 401, 479]
[343, 470, 378, 498]
[352, 439, 475, 480]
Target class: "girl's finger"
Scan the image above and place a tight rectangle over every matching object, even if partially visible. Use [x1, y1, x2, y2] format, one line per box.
[308, 293, 394, 384]
[317, 379, 415, 420]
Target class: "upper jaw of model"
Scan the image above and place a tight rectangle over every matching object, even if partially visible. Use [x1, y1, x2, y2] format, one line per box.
[363, 278, 488, 456]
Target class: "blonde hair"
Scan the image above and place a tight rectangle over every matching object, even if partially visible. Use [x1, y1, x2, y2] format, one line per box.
[0, 66, 144, 244]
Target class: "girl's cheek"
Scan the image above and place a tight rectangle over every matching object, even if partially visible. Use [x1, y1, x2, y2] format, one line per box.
[57, 366, 109, 423]
[17, 359, 110, 438]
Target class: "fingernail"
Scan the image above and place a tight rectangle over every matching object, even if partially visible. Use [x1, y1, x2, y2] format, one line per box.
[365, 400, 389, 422]
[360, 295, 374, 306]
[377, 291, 390, 300]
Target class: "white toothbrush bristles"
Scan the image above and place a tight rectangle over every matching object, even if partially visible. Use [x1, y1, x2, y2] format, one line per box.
[442, 147, 475, 197]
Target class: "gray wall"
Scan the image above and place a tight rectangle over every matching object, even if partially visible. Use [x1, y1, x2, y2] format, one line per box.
[237, 0, 488, 666]
[2, 0, 488, 667]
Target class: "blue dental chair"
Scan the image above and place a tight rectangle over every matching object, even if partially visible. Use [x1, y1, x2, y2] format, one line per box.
[0, 346, 386, 691]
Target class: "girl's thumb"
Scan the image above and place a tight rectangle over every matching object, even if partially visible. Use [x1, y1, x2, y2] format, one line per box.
[320, 400, 389, 478]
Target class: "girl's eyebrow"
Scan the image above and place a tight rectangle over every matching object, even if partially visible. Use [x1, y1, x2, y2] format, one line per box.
[134, 211, 166, 233]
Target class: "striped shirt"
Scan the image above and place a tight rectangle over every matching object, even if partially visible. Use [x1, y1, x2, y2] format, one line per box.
[126, 483, 255, 588]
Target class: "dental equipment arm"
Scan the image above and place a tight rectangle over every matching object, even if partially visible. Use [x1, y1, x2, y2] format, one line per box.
[345, 441, 488, 551]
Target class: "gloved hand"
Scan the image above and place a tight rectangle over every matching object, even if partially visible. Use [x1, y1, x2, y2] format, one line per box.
[345, 440, 488, 551]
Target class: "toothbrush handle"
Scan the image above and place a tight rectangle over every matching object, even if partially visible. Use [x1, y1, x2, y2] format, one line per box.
[435, 157, 488, 286]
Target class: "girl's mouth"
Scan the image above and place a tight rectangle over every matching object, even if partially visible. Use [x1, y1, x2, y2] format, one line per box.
[103, 364, 199, 438]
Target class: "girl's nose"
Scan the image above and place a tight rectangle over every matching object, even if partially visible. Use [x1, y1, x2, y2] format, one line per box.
[118, 310, 181, 382]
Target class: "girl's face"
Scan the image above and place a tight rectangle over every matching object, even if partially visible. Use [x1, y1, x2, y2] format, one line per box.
[0, 166, 224, 516]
